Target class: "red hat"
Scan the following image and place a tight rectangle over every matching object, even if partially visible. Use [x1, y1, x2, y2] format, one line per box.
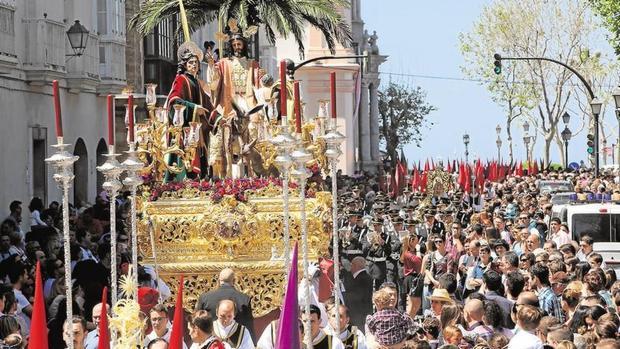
[138, 287, 159, 315]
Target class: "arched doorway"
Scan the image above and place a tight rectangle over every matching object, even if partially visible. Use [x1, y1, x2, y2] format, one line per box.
[96, 139, 107, 197]
[73, 138, 89, 207]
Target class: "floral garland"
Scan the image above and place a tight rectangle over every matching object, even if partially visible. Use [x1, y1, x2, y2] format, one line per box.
[143, 177, 307, 202]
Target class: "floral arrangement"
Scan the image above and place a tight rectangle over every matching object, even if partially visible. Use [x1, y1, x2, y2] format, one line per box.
[143, 177, 305, 202]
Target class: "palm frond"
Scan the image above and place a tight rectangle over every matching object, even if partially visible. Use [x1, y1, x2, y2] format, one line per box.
[128, 0, 353, 57]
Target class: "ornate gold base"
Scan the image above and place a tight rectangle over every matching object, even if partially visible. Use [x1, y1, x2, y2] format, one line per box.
[138, 186, 331, 316]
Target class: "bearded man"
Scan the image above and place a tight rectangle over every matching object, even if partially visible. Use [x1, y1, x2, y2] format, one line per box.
[207, 20, 260, 178]
[165, 41, 215, 180]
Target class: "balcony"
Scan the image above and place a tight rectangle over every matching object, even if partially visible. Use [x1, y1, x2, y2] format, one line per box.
[66, 33, 101, 93]
[0, 3, 17, 73]
[22, 17, 67, 84]
[97, 38, 127, 95]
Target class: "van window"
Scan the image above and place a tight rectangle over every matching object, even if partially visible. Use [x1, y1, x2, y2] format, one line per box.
[572, 214, 619, 242]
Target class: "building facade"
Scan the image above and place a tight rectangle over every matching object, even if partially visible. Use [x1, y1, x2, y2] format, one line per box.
[0, 0, 385, 214]
[0, 0, 127, 211]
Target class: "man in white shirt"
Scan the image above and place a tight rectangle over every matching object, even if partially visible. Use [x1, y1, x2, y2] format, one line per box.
[303, 304, 344, 349]
[547, 218, 570, 247]
[213, 299, 253, 349]
[144, 304, 187, 349]
[188, 310, 231, 349]
[508, 304, 543, 349]
[325, 304, 366, 349]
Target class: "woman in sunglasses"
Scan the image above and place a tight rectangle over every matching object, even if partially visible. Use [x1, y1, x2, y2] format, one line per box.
[421, 234, 451, 312]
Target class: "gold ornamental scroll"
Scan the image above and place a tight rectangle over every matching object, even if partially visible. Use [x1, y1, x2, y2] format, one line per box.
[137, 188, 332, 317]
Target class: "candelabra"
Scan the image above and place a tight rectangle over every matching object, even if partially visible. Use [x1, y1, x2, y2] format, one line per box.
[290, 137, 313, 349]
[270, 121, 296, 271]
[97, 144, 124, 306]
[321, 120, 346, 327]
[122, 141, 144, 288]
[45, 137, 78, 349]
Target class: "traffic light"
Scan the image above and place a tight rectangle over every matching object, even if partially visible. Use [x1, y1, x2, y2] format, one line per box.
[586, 134, 595, 154]
[493, 53, 502, 75]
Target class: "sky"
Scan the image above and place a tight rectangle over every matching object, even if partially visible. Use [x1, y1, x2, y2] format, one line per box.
[361, 0, 619, 167]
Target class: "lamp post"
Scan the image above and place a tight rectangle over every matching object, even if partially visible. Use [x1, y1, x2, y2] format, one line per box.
[496, 124, 502, 161]
[463, 134, 470, 164]
[612, 86, 620, 166]
[561, 112, 571, 169]
[522, 121, 530, 163]
[523, 134, 531, 164]
[66, 20, 90, 57]
[561, 127, 572, 169]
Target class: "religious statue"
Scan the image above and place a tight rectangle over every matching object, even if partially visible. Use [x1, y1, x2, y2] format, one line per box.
[164, 41, 215, 181]
[207, 19, 261, 178]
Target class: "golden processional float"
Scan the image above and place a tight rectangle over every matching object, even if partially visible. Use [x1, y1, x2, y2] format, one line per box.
[127, 78, 341, 318]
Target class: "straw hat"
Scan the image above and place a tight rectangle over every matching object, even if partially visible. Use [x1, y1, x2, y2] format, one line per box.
[428, 288, 453, 303]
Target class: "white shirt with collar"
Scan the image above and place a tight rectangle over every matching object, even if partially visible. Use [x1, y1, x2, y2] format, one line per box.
[507, 328, 543, 349]
[144, 322, 188, 349]
[312, 329, 345, 349]
[326, 325, 366, 349]
[213, 320, 253, 349]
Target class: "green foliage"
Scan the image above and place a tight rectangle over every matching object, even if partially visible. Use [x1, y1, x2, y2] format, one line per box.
[590, 0, 620, 56]
[128, 0, 352, 57]
[378, 82, 436, 165]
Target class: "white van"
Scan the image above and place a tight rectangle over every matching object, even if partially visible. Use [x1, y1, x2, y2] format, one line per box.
[552, 203, 620, 274]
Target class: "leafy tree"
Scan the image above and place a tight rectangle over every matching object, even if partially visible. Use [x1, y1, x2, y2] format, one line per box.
[378, 82, 436, 168]
[460, 7, 539, 164]
[129, 0, 352, 57]
[590, 0, 620, 56]
[460, 0, 605, 165]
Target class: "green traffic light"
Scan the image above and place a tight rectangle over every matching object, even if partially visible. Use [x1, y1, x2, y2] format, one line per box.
[494, 66, 501, 75]
[587, 147, 594, 154]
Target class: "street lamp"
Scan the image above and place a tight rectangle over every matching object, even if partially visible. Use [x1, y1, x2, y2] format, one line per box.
[496, 124, 502, 161]
[561, 127, 572, 169]
[522, 120, 530, 133]
[562, 111, 570, 125]
[66, 20, 90, 57]
[612, 86, 620, 166]
[463, 133, 470, 164]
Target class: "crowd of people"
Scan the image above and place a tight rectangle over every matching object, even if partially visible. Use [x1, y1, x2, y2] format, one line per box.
[0, 166, 619, 349]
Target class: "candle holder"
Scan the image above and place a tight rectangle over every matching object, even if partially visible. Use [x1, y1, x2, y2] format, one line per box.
[45, 137, 78, 349]
[269, 121, 296, 270]
[321, 122, 346, 327]
[290, 138, 313, 349]
[121, 142, 144, 288]
[97, 144, 124, 306]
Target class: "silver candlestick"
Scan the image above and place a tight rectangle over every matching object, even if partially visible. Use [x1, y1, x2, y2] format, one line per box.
[321, 121, 346, 327]
[290, 137, 313, 349]
[122, 141, 144, 288]
[97, 145, 124, 306]
[270, 121, 296, 273]
[45, 137, 78, 349]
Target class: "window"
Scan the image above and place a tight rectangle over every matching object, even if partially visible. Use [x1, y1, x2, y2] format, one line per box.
[97, 0, 107, 34]
[31, 127, 47, 204]
[99, 46, 106, 63]
[0, 5, 14, 35]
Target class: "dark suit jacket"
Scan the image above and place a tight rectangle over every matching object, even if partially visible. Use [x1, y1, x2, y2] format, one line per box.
[343, 270, 373, 330]
[484, 290, 515, 329]
[195, 284, 255, 339]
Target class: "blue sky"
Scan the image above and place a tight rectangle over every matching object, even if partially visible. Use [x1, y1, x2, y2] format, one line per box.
[361, 0, 617, 166]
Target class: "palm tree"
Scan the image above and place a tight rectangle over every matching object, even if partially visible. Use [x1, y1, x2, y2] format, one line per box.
[129, 0, 353, 57]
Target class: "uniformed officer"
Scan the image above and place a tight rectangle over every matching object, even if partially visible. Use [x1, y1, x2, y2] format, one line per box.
[341, 211, 367, 261]
[363, 217, 390, 290]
